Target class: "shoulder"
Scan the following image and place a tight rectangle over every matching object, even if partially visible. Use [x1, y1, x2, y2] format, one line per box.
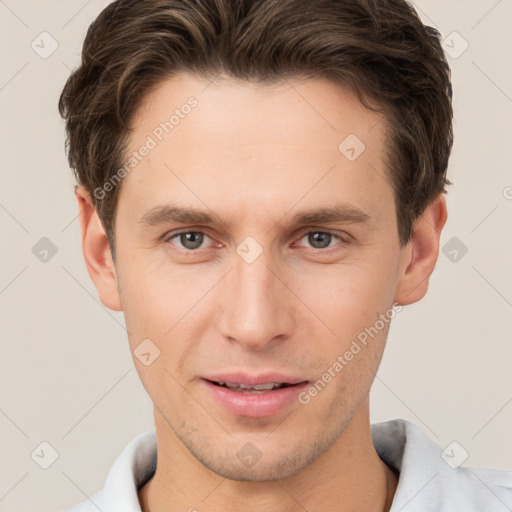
[60, 430, 157, 512]
[372, 419, 512, 511]
[424, 463, 512, 511]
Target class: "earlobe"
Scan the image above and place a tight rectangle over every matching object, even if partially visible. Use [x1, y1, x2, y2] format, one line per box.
[75, 187, 123, 312]
[394, 194, 448, 306]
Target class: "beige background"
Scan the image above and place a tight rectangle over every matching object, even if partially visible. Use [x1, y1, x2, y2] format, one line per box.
[0, 0, 511, 510]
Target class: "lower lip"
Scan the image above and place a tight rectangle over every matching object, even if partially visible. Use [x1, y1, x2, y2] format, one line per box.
[201, 379, 309, 418]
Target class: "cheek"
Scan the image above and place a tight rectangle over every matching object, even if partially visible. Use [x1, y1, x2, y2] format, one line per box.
[117, 253, 213, 337]
[117, 256, 218, 402]
[288, 258, 399, 401]
[292, 259, 397, 336]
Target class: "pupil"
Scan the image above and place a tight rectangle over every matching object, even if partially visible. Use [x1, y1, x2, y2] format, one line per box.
[308, 232, 331, 249]
[181, 232, 203, 249]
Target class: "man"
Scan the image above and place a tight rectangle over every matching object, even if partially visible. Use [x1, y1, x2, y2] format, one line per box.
[59, 0, 511, 511]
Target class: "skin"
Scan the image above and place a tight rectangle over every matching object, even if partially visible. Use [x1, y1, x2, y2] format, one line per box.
[76, 73, 447, 512]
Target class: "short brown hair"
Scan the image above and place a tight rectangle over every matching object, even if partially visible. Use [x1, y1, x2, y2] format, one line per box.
[59, 0, 453, 261]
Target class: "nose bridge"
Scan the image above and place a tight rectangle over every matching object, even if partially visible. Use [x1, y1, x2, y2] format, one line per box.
[218, 246, 293, 350]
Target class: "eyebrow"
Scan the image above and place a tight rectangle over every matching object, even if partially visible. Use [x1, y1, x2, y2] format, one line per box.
[138, 204, 222, 227]
[137, 203, 372, 229]
[289, 204, 371, 226]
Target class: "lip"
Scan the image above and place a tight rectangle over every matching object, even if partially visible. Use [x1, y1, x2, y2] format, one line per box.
[202, 372, 307, 386]
[201, 372, 309, 418]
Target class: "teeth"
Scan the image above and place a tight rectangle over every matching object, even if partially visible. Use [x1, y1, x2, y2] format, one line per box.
[244, 383, 280, 390]
[216, 381, 284, 390]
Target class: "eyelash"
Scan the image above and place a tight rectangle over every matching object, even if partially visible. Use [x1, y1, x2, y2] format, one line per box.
[163, 229, 350, 254]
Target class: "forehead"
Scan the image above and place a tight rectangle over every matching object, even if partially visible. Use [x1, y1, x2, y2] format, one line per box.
[131, 72, 385, 147]
[117, 73, 392, 226]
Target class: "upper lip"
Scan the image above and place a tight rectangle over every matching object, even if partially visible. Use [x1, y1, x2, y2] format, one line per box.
[202, 372, 308, 386]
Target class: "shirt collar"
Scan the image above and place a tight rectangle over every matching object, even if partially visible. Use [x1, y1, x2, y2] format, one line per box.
[78, 419, 511, 512]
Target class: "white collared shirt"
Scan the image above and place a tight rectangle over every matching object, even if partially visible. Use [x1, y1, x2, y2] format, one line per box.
[62, 419, 512, 511]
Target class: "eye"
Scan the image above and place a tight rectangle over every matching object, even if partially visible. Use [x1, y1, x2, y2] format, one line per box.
[166, 231, 212, 251]
[164, 229, 349, 253]
[296, 230, 346, 250]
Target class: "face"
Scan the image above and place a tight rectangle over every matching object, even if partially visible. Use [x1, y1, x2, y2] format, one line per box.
[111, 74, 407, 480]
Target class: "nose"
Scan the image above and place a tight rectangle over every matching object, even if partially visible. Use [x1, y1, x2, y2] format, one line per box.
[218, 251, 295, 351]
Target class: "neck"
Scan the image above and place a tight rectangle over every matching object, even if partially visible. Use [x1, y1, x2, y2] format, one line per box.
[139, 399, 398, 512]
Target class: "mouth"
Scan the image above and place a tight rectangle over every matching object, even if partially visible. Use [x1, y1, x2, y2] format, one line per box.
[200, 373, 309, 417]
[205, 380, 299, 393]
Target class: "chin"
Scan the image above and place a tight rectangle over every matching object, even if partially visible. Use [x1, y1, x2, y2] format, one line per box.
[201, 454, 308, 482]
[183, 435, 332, 482]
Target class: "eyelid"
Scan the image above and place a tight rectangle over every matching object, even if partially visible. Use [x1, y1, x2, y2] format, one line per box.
[164, 229, 218, 250]
[164, 227, 351, 252]
[292, 228, 350, 250]
[294, 227, 351, 242]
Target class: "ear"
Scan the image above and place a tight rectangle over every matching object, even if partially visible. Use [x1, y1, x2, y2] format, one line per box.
[394, 194, 448, 306]
[75, 186, 123, 311]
